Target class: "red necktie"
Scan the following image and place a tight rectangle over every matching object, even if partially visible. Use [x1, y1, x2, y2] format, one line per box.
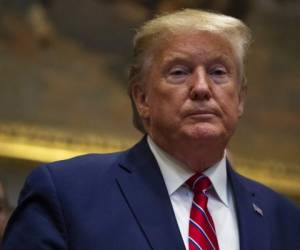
[186, 174, 219, 250]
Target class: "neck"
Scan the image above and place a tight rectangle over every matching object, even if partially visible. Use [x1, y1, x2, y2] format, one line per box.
[149, 135, 226, 172]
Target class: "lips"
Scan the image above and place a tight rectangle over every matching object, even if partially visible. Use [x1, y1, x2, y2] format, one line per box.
[184, 108, 220, 118]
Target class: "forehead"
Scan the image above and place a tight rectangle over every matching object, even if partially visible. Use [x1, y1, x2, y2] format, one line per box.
[154, 31, 237, 66]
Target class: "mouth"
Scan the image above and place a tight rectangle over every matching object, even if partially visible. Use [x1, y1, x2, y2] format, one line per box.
[185, 109, 220, 119]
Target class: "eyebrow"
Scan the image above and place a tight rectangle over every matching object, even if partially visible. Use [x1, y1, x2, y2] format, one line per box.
[162, 52, 235, 69]
[207, 54, 234, 65]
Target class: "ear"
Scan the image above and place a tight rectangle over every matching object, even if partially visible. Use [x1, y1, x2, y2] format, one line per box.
[131, 84, 150, 119]
[238, 83, 247, 118]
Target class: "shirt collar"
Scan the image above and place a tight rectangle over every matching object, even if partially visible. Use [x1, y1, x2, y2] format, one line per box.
[147, 136, 229, 207]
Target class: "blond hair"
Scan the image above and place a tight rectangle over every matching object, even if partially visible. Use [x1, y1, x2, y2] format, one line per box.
[129, 9, 252, 133]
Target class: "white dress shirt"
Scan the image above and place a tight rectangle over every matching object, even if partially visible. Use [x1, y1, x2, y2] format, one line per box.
[147, 136, 240, 250]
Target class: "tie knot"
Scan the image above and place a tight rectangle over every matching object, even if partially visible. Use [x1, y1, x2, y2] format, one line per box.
[186, 174, 212, 194]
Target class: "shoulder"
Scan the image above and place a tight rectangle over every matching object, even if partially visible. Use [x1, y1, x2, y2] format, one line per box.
[233, 171, 300, 215]
[22, 137, 150, 197]
[44, 152, 124, 176]
[24, 151, 127, 194]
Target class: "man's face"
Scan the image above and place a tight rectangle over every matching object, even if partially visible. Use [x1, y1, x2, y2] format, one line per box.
[133, 31, 245, 153]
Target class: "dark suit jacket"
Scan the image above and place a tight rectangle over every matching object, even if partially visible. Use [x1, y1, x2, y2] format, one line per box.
[2, 137, 300, 250]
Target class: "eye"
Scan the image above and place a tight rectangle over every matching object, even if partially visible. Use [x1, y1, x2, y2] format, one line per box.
[170, 68, 188, 76]
[209, 65, 230, 84]
[166, 66, 190, 83]
[209, 66, 227, 76]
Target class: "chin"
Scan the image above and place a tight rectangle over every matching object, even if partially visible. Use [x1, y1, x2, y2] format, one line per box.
[183, 124, 225, 141]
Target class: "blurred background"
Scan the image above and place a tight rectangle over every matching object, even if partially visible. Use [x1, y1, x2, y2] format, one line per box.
[0, 0, 299, 235]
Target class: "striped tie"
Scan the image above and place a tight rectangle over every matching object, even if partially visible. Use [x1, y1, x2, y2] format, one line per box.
[186, 174, 219, 250]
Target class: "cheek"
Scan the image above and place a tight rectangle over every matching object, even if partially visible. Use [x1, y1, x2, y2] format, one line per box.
[226, 96, 242, 124]
[217, 88, 241, 116]
[152, 84, 185, 106]
[148, 91, 184, 122]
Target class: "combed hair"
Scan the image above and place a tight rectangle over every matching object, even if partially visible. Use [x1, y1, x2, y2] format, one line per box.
[128, 9, 252, 133]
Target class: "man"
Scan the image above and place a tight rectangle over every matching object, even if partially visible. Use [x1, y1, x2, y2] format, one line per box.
[2, 9, 300, 250]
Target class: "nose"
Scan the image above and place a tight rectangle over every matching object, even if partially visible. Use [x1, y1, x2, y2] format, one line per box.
[189, 67, 211, 101]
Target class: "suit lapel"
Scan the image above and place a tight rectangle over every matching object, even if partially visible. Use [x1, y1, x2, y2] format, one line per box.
[227, 163, 271, 250]
[116, 137, 186, 250]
